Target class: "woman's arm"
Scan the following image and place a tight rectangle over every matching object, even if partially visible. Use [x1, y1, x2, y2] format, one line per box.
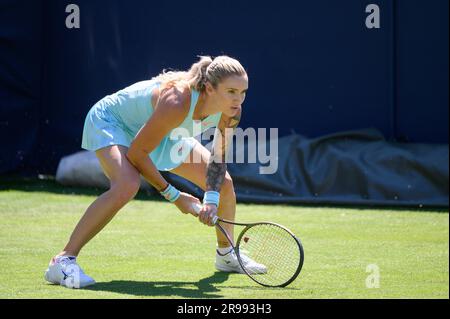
[198, 109, 241, 225]
[206, 110, 241, 193]
[126, 86, 190, 191]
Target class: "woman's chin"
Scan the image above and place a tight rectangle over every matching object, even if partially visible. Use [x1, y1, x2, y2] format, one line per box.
[225, 108, 240, 117]
[222, 110, 233, 117]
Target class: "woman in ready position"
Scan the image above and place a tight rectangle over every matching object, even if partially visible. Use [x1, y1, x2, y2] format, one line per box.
[44, 55, 267, 288]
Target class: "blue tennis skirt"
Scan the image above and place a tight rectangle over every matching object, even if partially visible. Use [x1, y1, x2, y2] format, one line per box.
[81, 101, 197, 171]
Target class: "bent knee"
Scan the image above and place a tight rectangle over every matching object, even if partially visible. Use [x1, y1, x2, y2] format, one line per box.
[110, 176, 141, 204]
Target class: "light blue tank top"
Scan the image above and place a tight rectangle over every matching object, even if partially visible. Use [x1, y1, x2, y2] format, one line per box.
[102, 80, 222, 139]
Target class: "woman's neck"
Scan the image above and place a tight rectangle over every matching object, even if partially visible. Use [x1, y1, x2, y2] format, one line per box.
[193, 90, 221, 121]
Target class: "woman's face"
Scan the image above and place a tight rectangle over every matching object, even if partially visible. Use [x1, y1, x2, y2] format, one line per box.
[207, 74, 248, 117]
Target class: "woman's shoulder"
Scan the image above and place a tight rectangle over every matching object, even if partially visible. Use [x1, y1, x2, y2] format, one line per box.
[154, 81, 192, 116]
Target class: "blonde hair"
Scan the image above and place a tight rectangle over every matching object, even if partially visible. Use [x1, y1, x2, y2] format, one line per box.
[152, 55, 247, 91]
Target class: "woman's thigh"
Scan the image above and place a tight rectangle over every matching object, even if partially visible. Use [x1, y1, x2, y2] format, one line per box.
[170, 140, 232, 191]
[95, 145, 140, 186]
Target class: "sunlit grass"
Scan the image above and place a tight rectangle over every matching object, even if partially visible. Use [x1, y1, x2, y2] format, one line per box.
[0, 180, 448, 299]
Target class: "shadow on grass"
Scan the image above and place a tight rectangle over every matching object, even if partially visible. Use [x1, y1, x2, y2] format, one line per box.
[85, 272, 233, 298]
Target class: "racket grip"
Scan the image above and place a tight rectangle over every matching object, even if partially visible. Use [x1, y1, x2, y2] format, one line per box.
[192, 203, 202, 216]
[191, 203, 219, 225]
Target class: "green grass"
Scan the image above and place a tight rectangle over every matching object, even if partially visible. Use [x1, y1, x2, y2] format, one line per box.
[0, 179, 448, 299]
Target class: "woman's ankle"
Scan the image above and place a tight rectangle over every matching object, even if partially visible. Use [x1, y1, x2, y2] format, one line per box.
[57, 251, 78, 258]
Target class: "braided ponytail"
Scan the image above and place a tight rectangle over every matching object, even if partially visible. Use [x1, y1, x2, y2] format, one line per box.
[188, 56, 213, 91]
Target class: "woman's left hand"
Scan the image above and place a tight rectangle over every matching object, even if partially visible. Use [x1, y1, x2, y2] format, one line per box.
[197, 203, 218, 226]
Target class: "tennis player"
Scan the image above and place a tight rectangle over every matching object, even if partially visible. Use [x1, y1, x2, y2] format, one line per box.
[44, 55, 266, 288]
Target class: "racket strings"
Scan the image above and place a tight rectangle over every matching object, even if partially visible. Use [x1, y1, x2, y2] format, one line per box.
[245, 226, 297, 284]
[239, 224, 301, 286]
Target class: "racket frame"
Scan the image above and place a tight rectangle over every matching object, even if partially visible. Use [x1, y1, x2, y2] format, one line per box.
[215, 217, 305, 288]
[192, 203, 304, 287]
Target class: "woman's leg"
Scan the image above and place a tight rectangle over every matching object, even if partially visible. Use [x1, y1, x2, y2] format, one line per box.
[170, 141, 236, 248]
[58, 145, 141, 257]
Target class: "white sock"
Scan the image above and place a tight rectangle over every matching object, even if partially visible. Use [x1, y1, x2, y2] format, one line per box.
[217, 246, 232, 256]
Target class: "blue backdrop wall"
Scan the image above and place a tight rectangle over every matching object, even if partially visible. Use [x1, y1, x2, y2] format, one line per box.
[0, 0, 448, 174]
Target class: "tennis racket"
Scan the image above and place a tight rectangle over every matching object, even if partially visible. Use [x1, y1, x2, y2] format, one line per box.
[192, 203, 304, 288]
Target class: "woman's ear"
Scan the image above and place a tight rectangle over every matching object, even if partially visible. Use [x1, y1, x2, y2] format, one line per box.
[205, 82, 215, 95]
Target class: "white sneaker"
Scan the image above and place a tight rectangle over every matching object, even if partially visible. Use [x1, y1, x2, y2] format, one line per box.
[44, 255, 96, 289]
[215, 249, 267, 274]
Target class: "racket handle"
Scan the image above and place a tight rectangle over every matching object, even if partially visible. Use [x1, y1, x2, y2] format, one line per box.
[191, 203, 219, 225]
[192, 203, 202, 216]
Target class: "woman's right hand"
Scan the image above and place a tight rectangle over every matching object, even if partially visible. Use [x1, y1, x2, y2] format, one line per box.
[174, 192, 202, 216]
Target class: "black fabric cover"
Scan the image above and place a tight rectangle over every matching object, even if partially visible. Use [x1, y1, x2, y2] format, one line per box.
[167, 129, 449, 208]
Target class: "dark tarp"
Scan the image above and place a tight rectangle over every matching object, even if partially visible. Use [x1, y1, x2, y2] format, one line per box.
[166, 129, 449, 208]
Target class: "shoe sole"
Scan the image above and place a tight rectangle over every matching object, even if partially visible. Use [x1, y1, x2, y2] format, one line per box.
[60, 280, 96, 289]
[215, 263, 246, 274]
[216, 263, 268, 275]
[45, 270, 96, 289]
